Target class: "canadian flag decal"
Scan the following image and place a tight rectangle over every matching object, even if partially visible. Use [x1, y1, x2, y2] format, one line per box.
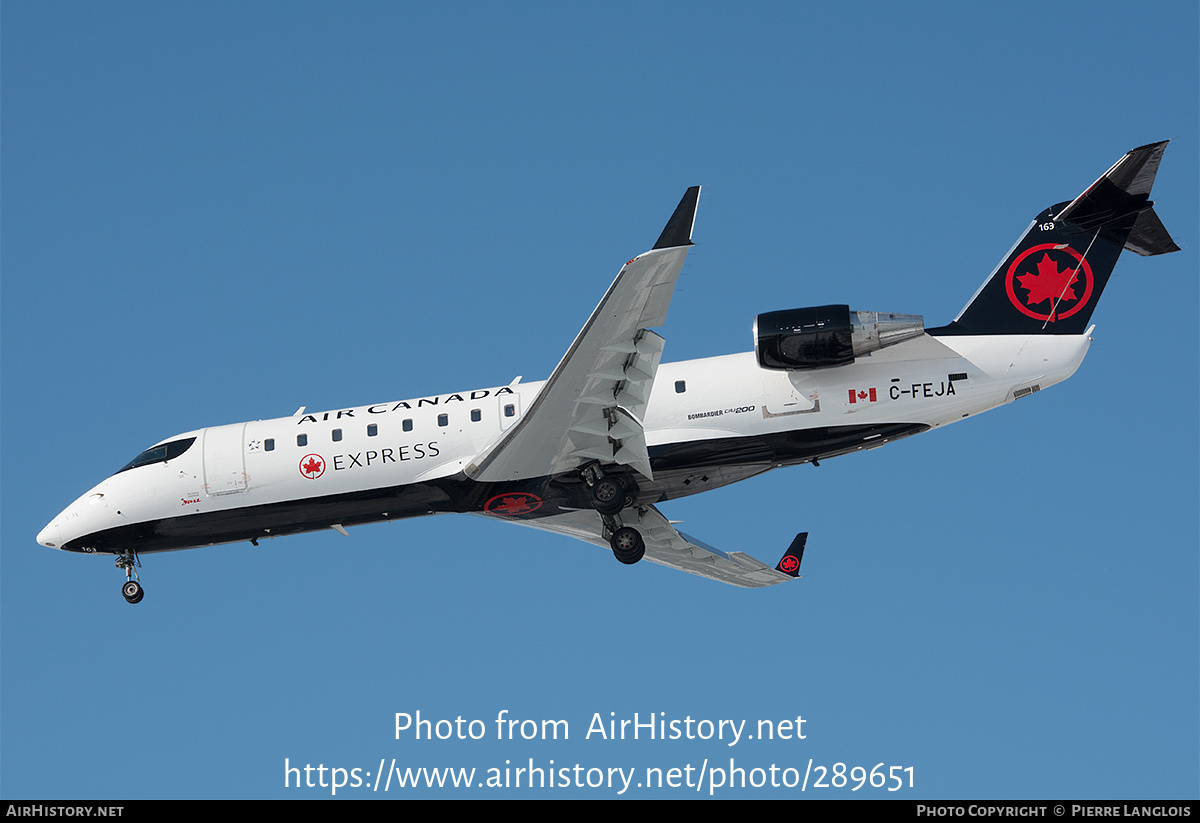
[848, 388, 877, 404]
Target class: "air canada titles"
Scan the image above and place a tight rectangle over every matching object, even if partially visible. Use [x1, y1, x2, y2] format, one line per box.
[297, 387, 517, 425]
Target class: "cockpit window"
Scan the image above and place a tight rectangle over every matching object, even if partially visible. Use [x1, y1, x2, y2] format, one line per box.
[117, 437, 196, 474]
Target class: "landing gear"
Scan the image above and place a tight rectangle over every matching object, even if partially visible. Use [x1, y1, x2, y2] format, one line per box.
[115, 550, 144, 604]
[583, 465, 646, 565]
[609, 526, 645, 565]
[590, 477, 625, 515]
[585, 469, 637, 516]
[122, 580, 144, 604]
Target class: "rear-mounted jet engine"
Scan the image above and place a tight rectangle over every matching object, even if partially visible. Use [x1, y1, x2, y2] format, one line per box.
[754, 305, 925, 370]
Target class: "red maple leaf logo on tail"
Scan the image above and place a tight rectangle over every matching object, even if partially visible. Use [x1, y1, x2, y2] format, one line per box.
[1005, 244, 1094, 322]
[1016, 253, 1079, 317]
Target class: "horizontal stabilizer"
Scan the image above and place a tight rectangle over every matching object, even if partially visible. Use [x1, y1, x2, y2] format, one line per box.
[1053, 140, 1179, 255]
[1125, 207, 1180, 257]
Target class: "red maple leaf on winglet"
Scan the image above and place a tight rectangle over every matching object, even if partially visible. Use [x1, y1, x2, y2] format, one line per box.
[1017, 253, 1079, 309]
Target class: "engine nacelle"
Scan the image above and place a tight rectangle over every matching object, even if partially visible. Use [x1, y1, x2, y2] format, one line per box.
[754, 305, 924, 370]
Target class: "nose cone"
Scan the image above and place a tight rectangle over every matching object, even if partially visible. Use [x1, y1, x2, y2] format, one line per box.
[37, 519, 62, 549]
[39, 486, 110, 551]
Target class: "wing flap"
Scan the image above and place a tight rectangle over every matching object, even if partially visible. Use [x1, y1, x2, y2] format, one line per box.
[490, 506, 799, 589]
[468, 189, 699, 484]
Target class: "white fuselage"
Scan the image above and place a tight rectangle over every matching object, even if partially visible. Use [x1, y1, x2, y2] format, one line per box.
[37, 331, 1090, 556]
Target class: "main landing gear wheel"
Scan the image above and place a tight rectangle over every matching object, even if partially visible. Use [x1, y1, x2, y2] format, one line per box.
[122, 580, 144, 604]
[610, 526, 645, 565]
[590, 477, 625, 516]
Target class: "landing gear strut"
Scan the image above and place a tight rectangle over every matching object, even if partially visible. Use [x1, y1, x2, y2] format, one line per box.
[115, 550, 144, 604]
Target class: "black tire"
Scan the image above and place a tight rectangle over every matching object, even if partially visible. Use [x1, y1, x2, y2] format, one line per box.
[122, 580, 143, 604]
[590, 477, 625, 515]
[610, 526, 645, 565]
[616, 475, 638, 509]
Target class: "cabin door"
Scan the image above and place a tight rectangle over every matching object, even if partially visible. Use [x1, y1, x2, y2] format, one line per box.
[203, 422, 248, 495]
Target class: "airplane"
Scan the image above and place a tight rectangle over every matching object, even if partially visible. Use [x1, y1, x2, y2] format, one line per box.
[38, 142, 1179, 603]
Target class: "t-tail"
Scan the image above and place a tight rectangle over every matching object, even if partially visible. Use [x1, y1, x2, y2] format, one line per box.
[931, 141, 1179, 336]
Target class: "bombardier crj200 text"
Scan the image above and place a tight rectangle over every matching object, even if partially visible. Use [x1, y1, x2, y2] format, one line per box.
[39, 143, 1179, 602]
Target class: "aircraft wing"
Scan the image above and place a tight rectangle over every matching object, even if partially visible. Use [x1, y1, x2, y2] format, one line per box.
[491, 506, 803, 589]
[466, 187, 701, 483]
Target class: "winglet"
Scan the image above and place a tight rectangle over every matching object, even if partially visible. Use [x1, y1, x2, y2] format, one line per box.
[652, 186, 701, 250]
[775, 533, 808, 578]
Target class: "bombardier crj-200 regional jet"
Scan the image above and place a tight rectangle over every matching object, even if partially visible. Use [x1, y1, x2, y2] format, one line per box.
[39, 143, 1179, 603]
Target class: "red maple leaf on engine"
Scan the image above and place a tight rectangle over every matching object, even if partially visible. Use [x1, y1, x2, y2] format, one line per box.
[1016, 252, 1079, 308]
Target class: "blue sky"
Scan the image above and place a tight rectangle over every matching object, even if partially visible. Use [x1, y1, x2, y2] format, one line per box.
[3, 1, 1196, 799]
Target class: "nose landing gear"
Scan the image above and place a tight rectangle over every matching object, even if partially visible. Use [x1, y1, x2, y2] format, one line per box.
[115, 550, 144, 604]
[122, 580, 144, 603]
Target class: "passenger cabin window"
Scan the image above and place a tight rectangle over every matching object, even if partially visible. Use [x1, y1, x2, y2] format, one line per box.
[264, 439, 275, 451]
[297, 434, 308, 447]
[504, 404, 515, 417]
[367, 424, 378, 437]
[437, 413, 449, 427]
[332, 428, 343, 442]
[470, 409, 482, 422]
[117, 437, 197, 474]
[675, 380, 687, 393]
[403, 419, 413, 432]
